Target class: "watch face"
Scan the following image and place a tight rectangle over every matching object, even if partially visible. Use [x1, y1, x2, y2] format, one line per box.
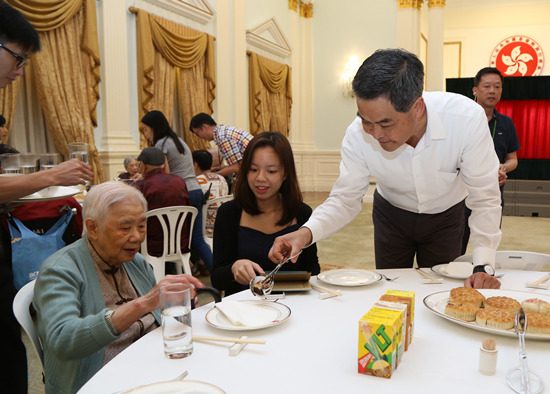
[484, 265, 496, 276]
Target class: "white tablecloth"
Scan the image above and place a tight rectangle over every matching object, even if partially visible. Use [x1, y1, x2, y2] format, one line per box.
[78, 268, 550, 394]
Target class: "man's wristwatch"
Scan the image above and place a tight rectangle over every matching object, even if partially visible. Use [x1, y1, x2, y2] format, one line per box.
[472, 264, 495, 277]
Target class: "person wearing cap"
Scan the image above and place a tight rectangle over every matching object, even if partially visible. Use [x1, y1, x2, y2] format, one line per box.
[135, 147, 192, 260]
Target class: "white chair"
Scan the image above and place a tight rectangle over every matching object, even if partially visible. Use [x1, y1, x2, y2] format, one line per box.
[13, 279, 44, 372]
[141, 206, 198, 282]
[453, 251, 550, 271]
[202, 195, 234, 250]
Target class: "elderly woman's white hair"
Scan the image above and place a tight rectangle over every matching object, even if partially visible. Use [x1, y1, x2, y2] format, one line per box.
[82, 181, 147, 238]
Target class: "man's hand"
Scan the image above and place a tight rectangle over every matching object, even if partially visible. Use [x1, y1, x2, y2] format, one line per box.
[498, 166, 507, 187]
[464, 272, 501, 289]
[231, 259, 265, 285]
[268, 227, 312, 264]
[49, 159, 93, 186]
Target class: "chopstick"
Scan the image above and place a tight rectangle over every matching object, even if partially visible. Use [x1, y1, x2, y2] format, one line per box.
[310, 283, 342, 296]
[529, 273, 550, 286]
[414, 267, 442, 282]
[192, 335, 266, 344]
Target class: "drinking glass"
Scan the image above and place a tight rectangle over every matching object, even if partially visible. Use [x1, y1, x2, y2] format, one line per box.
[159, 283, 193, 359]
[19, 153, 38, 174]
[68, 142, 90, 186]
[40, 153, 61, 170]
[1, 153, 20, 174]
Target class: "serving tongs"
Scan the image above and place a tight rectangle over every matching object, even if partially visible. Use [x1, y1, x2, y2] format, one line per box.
[506, 308, 544, 394]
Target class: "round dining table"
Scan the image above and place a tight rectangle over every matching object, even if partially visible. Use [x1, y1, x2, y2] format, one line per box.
[78, 268, 550, 394]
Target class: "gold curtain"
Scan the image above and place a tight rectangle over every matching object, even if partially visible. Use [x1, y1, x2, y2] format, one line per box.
[4, 0, 103, 183]
[132, 8, 214, 151]
[0, 81, 20, 141]
[248, 52, 292, 136]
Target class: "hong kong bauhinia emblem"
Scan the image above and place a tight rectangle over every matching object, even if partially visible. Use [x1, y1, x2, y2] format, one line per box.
[490, 35, 544, 77]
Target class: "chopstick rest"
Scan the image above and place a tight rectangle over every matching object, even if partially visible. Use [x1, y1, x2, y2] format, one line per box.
[415, 268, 443, 284]
[526, 273, 550, 290]
[229, 336, 248, 357]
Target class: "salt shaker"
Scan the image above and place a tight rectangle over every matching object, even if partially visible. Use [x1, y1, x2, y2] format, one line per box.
[479, 337, 498, 375]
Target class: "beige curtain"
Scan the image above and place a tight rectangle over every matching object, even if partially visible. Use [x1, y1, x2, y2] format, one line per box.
[5, 0, 103, 183]
[132, 8, 214, 151]
[248, 52, 292, 136]
[0, 81, 19, 141]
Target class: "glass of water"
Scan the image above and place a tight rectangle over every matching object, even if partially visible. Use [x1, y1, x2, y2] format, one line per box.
[19, 153, 38, 174]
[159, 283, 193, 359]
[1, 153, 20, 174]
[68, 142, 90, 186]
[40, 153, 61, 170]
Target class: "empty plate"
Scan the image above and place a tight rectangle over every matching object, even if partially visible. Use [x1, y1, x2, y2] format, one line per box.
[317, 269, 382, 286]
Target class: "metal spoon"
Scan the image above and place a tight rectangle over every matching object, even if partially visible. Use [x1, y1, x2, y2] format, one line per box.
[250, 250, 303, 297]
[378, 273, 399, 281]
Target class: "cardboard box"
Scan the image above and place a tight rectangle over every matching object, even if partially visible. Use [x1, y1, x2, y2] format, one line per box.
[368, 307, 404, 367]
[373, 300, 408, 355]
[358, 313, 400, 379]
[381, 290, 415, 348]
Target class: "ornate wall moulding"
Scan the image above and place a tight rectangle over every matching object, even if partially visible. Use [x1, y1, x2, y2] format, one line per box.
[143, 0, 214, 24]
[246, 18, 291, 59]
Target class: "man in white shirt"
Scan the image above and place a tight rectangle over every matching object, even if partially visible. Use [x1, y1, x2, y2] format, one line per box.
[269, 49, 502, 289]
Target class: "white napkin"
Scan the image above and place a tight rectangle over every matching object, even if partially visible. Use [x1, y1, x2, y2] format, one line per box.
[444, 261, 473, 277]
[215, 301, 279, 327]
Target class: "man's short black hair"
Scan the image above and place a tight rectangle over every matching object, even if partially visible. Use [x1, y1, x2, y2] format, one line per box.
[352, 48, 424, 113]
[0, 3, 40, 53]
[474, 67, 503, 87]
[0, 143, 19, 154]
[189, 113, 216, 132]
[192, 149, 213, 171]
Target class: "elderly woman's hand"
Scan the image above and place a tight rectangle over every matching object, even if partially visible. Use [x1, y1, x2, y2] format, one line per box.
[111, 274, 204, 333]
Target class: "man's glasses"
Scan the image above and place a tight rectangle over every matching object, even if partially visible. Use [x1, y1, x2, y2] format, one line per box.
[0, 43, 28, 69]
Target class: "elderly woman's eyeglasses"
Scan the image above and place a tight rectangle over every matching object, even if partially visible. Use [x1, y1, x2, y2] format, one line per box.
[0, 43, 28, 69]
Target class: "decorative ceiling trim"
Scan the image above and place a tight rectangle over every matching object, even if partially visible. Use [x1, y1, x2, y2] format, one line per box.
[246, 18, 291, 58]
[143, 0, 214, 24]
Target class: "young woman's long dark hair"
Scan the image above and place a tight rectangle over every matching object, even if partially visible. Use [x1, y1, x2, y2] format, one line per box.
[234, 131, 302, 226]
[141, 110, 185, 155]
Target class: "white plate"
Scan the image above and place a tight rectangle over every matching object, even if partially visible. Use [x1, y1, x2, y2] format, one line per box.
[317, 269, 382, 287]
[17, 186, 80, 202]
[205, 300, 291, 331]
[423, 289, 550, 340]
[125, 380, 225, 393]
[431, 264, 504, 279]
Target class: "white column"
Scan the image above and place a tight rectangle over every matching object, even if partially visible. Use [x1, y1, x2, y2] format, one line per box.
[215, 0, 248, 131]
[426, 0, 445, 91]
[289, 10, 314, 151]
[396, 1, 422, 55]
[97, 1, 139, 179]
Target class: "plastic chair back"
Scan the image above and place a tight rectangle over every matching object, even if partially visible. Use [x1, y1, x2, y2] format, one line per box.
[141, 206, 198, 282]
[453, 250, 550, 271]
[203, 195, 234, 250]
[13, 280, 44, 371]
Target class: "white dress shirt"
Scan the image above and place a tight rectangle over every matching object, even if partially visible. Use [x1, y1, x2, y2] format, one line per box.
[305, 91, 502, 266]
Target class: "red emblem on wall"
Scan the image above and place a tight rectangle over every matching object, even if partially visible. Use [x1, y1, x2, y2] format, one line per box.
[490, 35, 544, 77]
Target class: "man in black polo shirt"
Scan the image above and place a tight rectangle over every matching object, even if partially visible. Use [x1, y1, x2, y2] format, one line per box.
[462, 67, 521, 254]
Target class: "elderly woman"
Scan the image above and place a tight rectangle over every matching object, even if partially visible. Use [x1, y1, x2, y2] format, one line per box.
[117, 156, 141, 181]
[33, 181, 203, 393]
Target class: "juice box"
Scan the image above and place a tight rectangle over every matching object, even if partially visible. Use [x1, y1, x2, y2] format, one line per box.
[372, 301, 407, 359]
[381, 290, 415, 348]
[358, 312, 400, 379]
[367, 307, 404, 367]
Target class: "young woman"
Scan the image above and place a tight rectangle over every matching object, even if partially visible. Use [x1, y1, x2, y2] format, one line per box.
[140, 110, 212, 271]
[211, 131, 319, 295]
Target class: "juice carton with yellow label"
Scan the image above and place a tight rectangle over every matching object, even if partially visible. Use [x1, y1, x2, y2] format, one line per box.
[381, 290, 415, 349]
[370, 305, 405, 365]
[358, 312, 400, 379]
